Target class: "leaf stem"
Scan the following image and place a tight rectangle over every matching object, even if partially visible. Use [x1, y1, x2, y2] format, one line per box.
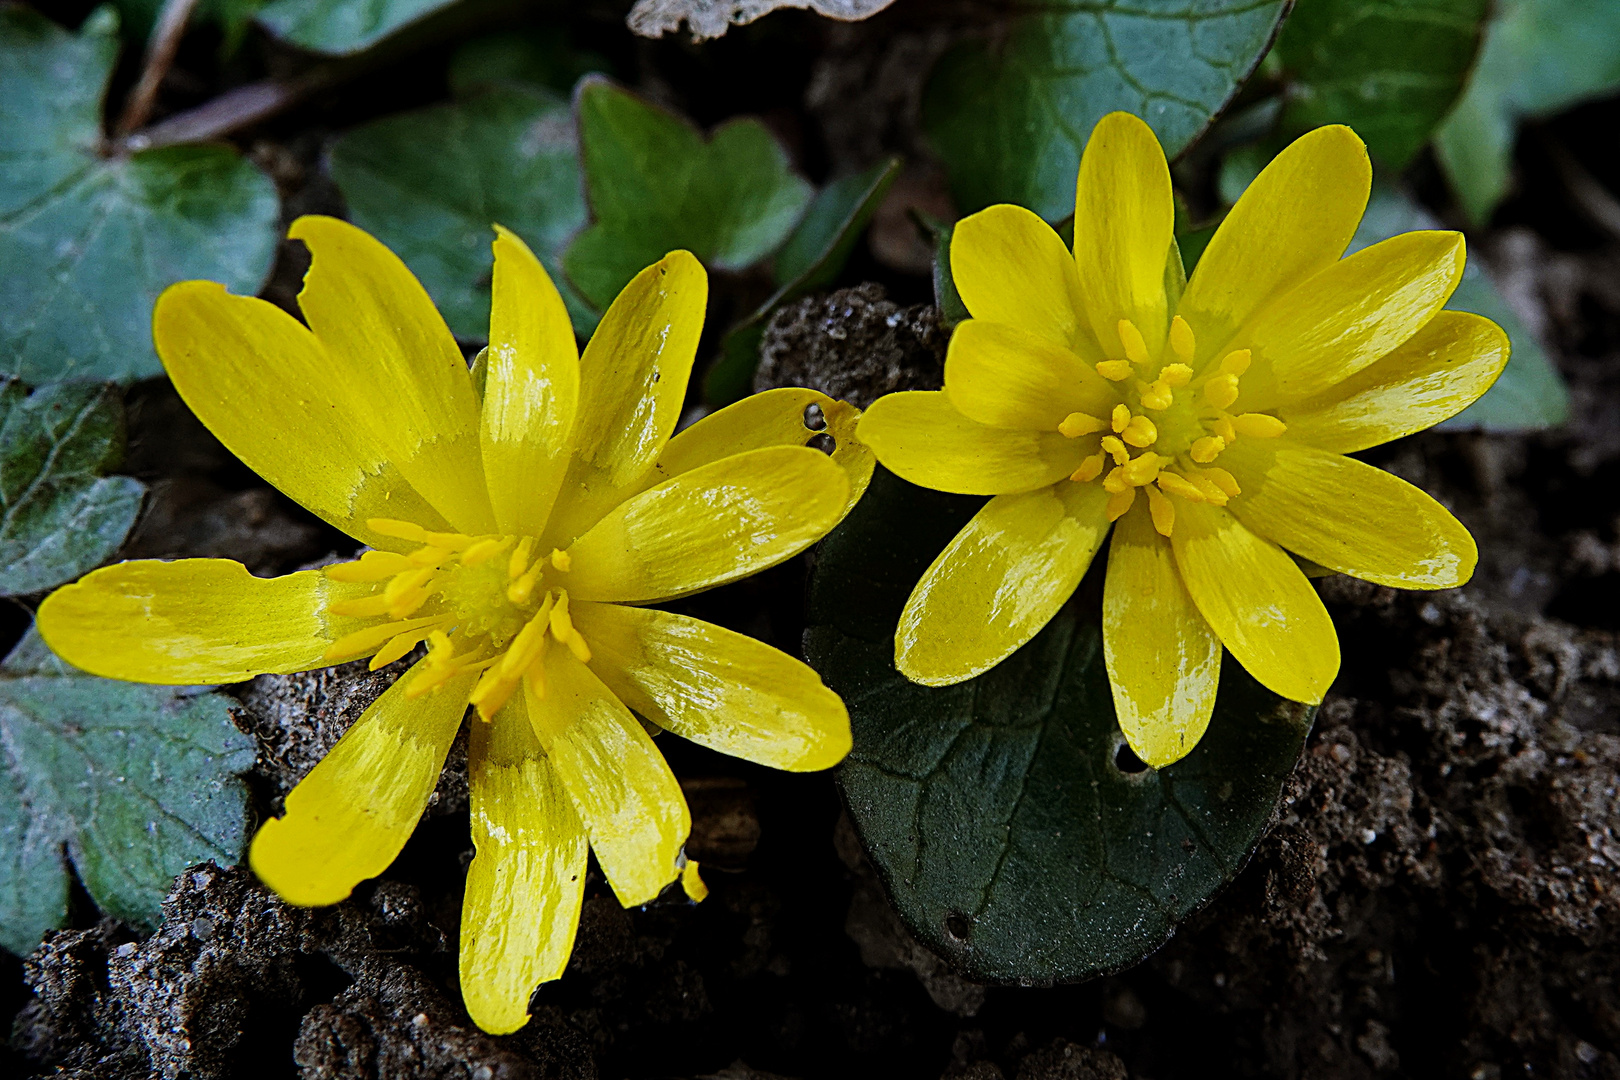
[114, 0, 202, 138]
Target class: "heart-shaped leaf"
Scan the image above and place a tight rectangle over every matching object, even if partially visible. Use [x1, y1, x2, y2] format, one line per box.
[805, 469, 1313, 983]
[255, 0, 455, 55]
[920, 0, 1290, 221]
[0, 6, 279, 384]
[0, 630, 255, 955]
[0, 381, 145, 598]
[563, 77, 814, 311]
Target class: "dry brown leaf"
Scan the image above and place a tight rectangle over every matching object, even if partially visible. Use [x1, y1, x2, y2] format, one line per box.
[627, 0, 896, 41]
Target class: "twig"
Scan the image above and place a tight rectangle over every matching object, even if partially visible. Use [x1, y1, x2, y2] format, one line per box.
[118, 75, 328, 153]
[114, 0, 203, 138]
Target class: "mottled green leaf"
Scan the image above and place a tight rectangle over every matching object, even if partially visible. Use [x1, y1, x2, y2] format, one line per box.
[329, 84, 594, 339]
[0, 381, 144, 597]
[255, 0, 454, 55]
[1435, 0, 1620, 225]
[0, 7, 279, 384]
[1272, 0, 1487, 169]
[805, 470, 1313, 983]
[920, 0, 1290, 221]
[705, 157, 900, 405]
[563, 78, 814, 311]
[1352, 185, 1568, 431]
[0, 630, 255, 955]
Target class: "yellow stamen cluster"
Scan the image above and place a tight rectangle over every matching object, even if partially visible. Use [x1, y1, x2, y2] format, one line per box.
[323, 518, 589, 720]
[1057, 315, 1282, 536]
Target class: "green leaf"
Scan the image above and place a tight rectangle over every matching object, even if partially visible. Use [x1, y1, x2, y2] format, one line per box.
[329, 84, 595, 340]
[114, 0, 266, 51]
[0, 629, 256, 955]
[704, 157, 900, 405]
[916, 212, 968, 329]
[0, 7, 279, 384]
[563, 78, 814, 312]
[1351, 185, 1569, 431]
[0, 381, 144, 598]
[447, 28, 612, 97]
[920, 0, 1290, 221]
[255, 0, 454, 55]
[1271, 0, 1488, 169]
[805, 470, 1313, 983]
[1435, 0, 1620, 225]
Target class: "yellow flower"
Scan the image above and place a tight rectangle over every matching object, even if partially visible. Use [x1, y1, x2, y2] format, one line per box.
[36, 216, 871, 1034]
[858, 113, 1506, 769]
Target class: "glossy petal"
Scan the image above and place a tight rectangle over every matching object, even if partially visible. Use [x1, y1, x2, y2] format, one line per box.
[460, 698, 588, 1035]
[288, 216, 494, 535]
[950, 205, 1093, 356]
[250, 660, 474, 906]
[649, 386, 873, 514]
[896, 481, 1111, 686]
[1169, 502, 1339, 705]
[944, 320, 1117, 431]
[36, 559, 368, 684]
[1224, 440, 1477, 589]
[1280, 311, 1510, 453]
[564, 446, 849, 604]
[572, 601, 850, 772]
[858, 391, 1086, 496]
[154, 282, 456, 551]
[546, 251, 707, 546]
[1241, 231, 1467, 408]
[481, 226, 580, 536]
[525, 650, 688, 907]
[1179, 126, 1372, 361]
[1072, 112, 1176, 357]
[1103, 503, 1221, 768]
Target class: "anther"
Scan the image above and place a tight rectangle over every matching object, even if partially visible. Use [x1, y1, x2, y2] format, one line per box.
[1117, 319, 1151, 366]
[1111, 404, 1131, 433]
[1122, 453, 1163, 487]
[1145, 484, 1175, 536]
[508, 537, 536, 580]
[367, 518, 429, 543]
[1169, 316, 1196, 364]
[1213, 416, 1237, 443]
[461, 537, 513, 566]
[1099, 436, 1130, 466]
[1201, 466, 1241, 497]
[1071, 453, 1105, 483]
[1189, 435, 1226, 463]
[1105, 487, 1136, 522]
[1205, 374, 1240, 410]
[1096, 360, 1133, 382]
[1161, 363, 1193, 388]
[550, 548, 572, 572]
[1121, 415, 1158, 448]
[1102, 467, 1130, 494]
[325, 550, 414, 582]
[1231, 413, 1286, 438]
[1219, 349, 1252, 376]
[370, 628, 429, 670]
[1155, 472, 1206, 502]
[1184, 471, 1230, 505]
[1059, 412, 1106, 438]
[1140, 381, 1173, 411]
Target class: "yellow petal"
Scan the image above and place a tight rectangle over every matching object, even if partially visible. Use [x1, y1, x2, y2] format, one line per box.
[1169, 501, 1338, 705]
[571, 601, 850, 772]
[1179, 126, 1371, 361]
[563, 446, 849, 604]
[650, 386, 873, 514]
[1279, 311, 1510, 453]
[858, 391, 1086, 496]
[546, 251, 707, 546]
[1241, 231, 1467, 408]
[36, 559, 369, 684]
[896, 481, 1111, 686]
[1072, 112, 1176, 358]
[287, 216, 494, 535]
[944, 320, 1116, 430]
[1223, 440, 1477, 589]
[249, 659, 474, 906]
[1103, 502, 1221, 768]
[481, 225, 580, 536]
[154, 282, 459, 552]
[524, 651, 689, 907]
[950, 204, 1093, 355]
[460, 697, 587, 1035]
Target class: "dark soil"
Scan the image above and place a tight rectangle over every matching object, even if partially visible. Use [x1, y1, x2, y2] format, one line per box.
[8, 3, 1620, 1078]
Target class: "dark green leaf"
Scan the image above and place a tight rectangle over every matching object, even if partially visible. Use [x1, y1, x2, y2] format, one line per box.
[255, 0, 455, 55]
[563, 78, 814, 311]
[0, 381, 144, 597]
[1435, 0, 1620, 224]
[1351, 185, 1569, 431]
[805, 470, 1313, 983]
[447, 29, 612, 97]
[915, 212, 967, 328]
[329, 84, 595, 340]
[1272, 0, 1488, 169]
[114, 0, 265, 50]
[704, 158, 900, 405]
[920, 0, 1290, 220]
[0, 7, 279, 384]
[0, 630, 255, 955]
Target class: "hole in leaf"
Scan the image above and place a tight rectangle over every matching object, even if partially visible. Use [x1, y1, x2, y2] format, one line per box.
[803, 402, 827, 431]
[808, 433, 836, 455]
[1114, 741, 1149, 774]
[944, 912, 972, 941]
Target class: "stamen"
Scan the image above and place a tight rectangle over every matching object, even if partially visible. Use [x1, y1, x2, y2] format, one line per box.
[1219, 349, 1252, 376]
[461, 536, 513, 566]
[1189, 435, 1227, 463]
[508, 537, 536, 580]
[406, 630, 465, 699]
[1231, 413, 1286, 438]
[1140, 380, 1173, 411]
[1122, 453, 1163, 487]
[1102, 466, 1130, 494]
[550, 591, 591, 664]
[1144, 484, 1175, 536]
[1213, 416, 1237, 443]
[1117, 319, 1151, 366]
[1059, 412, 1106, 437]
[1096, 360, 1133, 382]
[1205, 374, 1240, 410]
[1105, 487, 1136, 521]
[1201, 466, 1241, 497]
[370, 627, 433, 670]
[1070, 453, 1105, 483]
[406, 545, 454, 568]
[1155, 471, 1206, 502]
[1169, 316, 1196, 364]
[1161, 363, 1193, 388]
[1121, 415, 1158, 448]
[367, 518, 429, 543]
[507, 562, 544, 604]
[325, 550, 414, 582]
[1111, 404, 1132, 433]
[1183, 471, 1230, 505]
[550, 548, 572, 572]
[323, 615, 445, 662]
[1099, 436, 1131, 466]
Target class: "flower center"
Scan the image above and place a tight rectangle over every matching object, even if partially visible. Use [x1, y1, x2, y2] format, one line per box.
[320, 518, 592, 721]
[1057, 314, 1285, 536]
